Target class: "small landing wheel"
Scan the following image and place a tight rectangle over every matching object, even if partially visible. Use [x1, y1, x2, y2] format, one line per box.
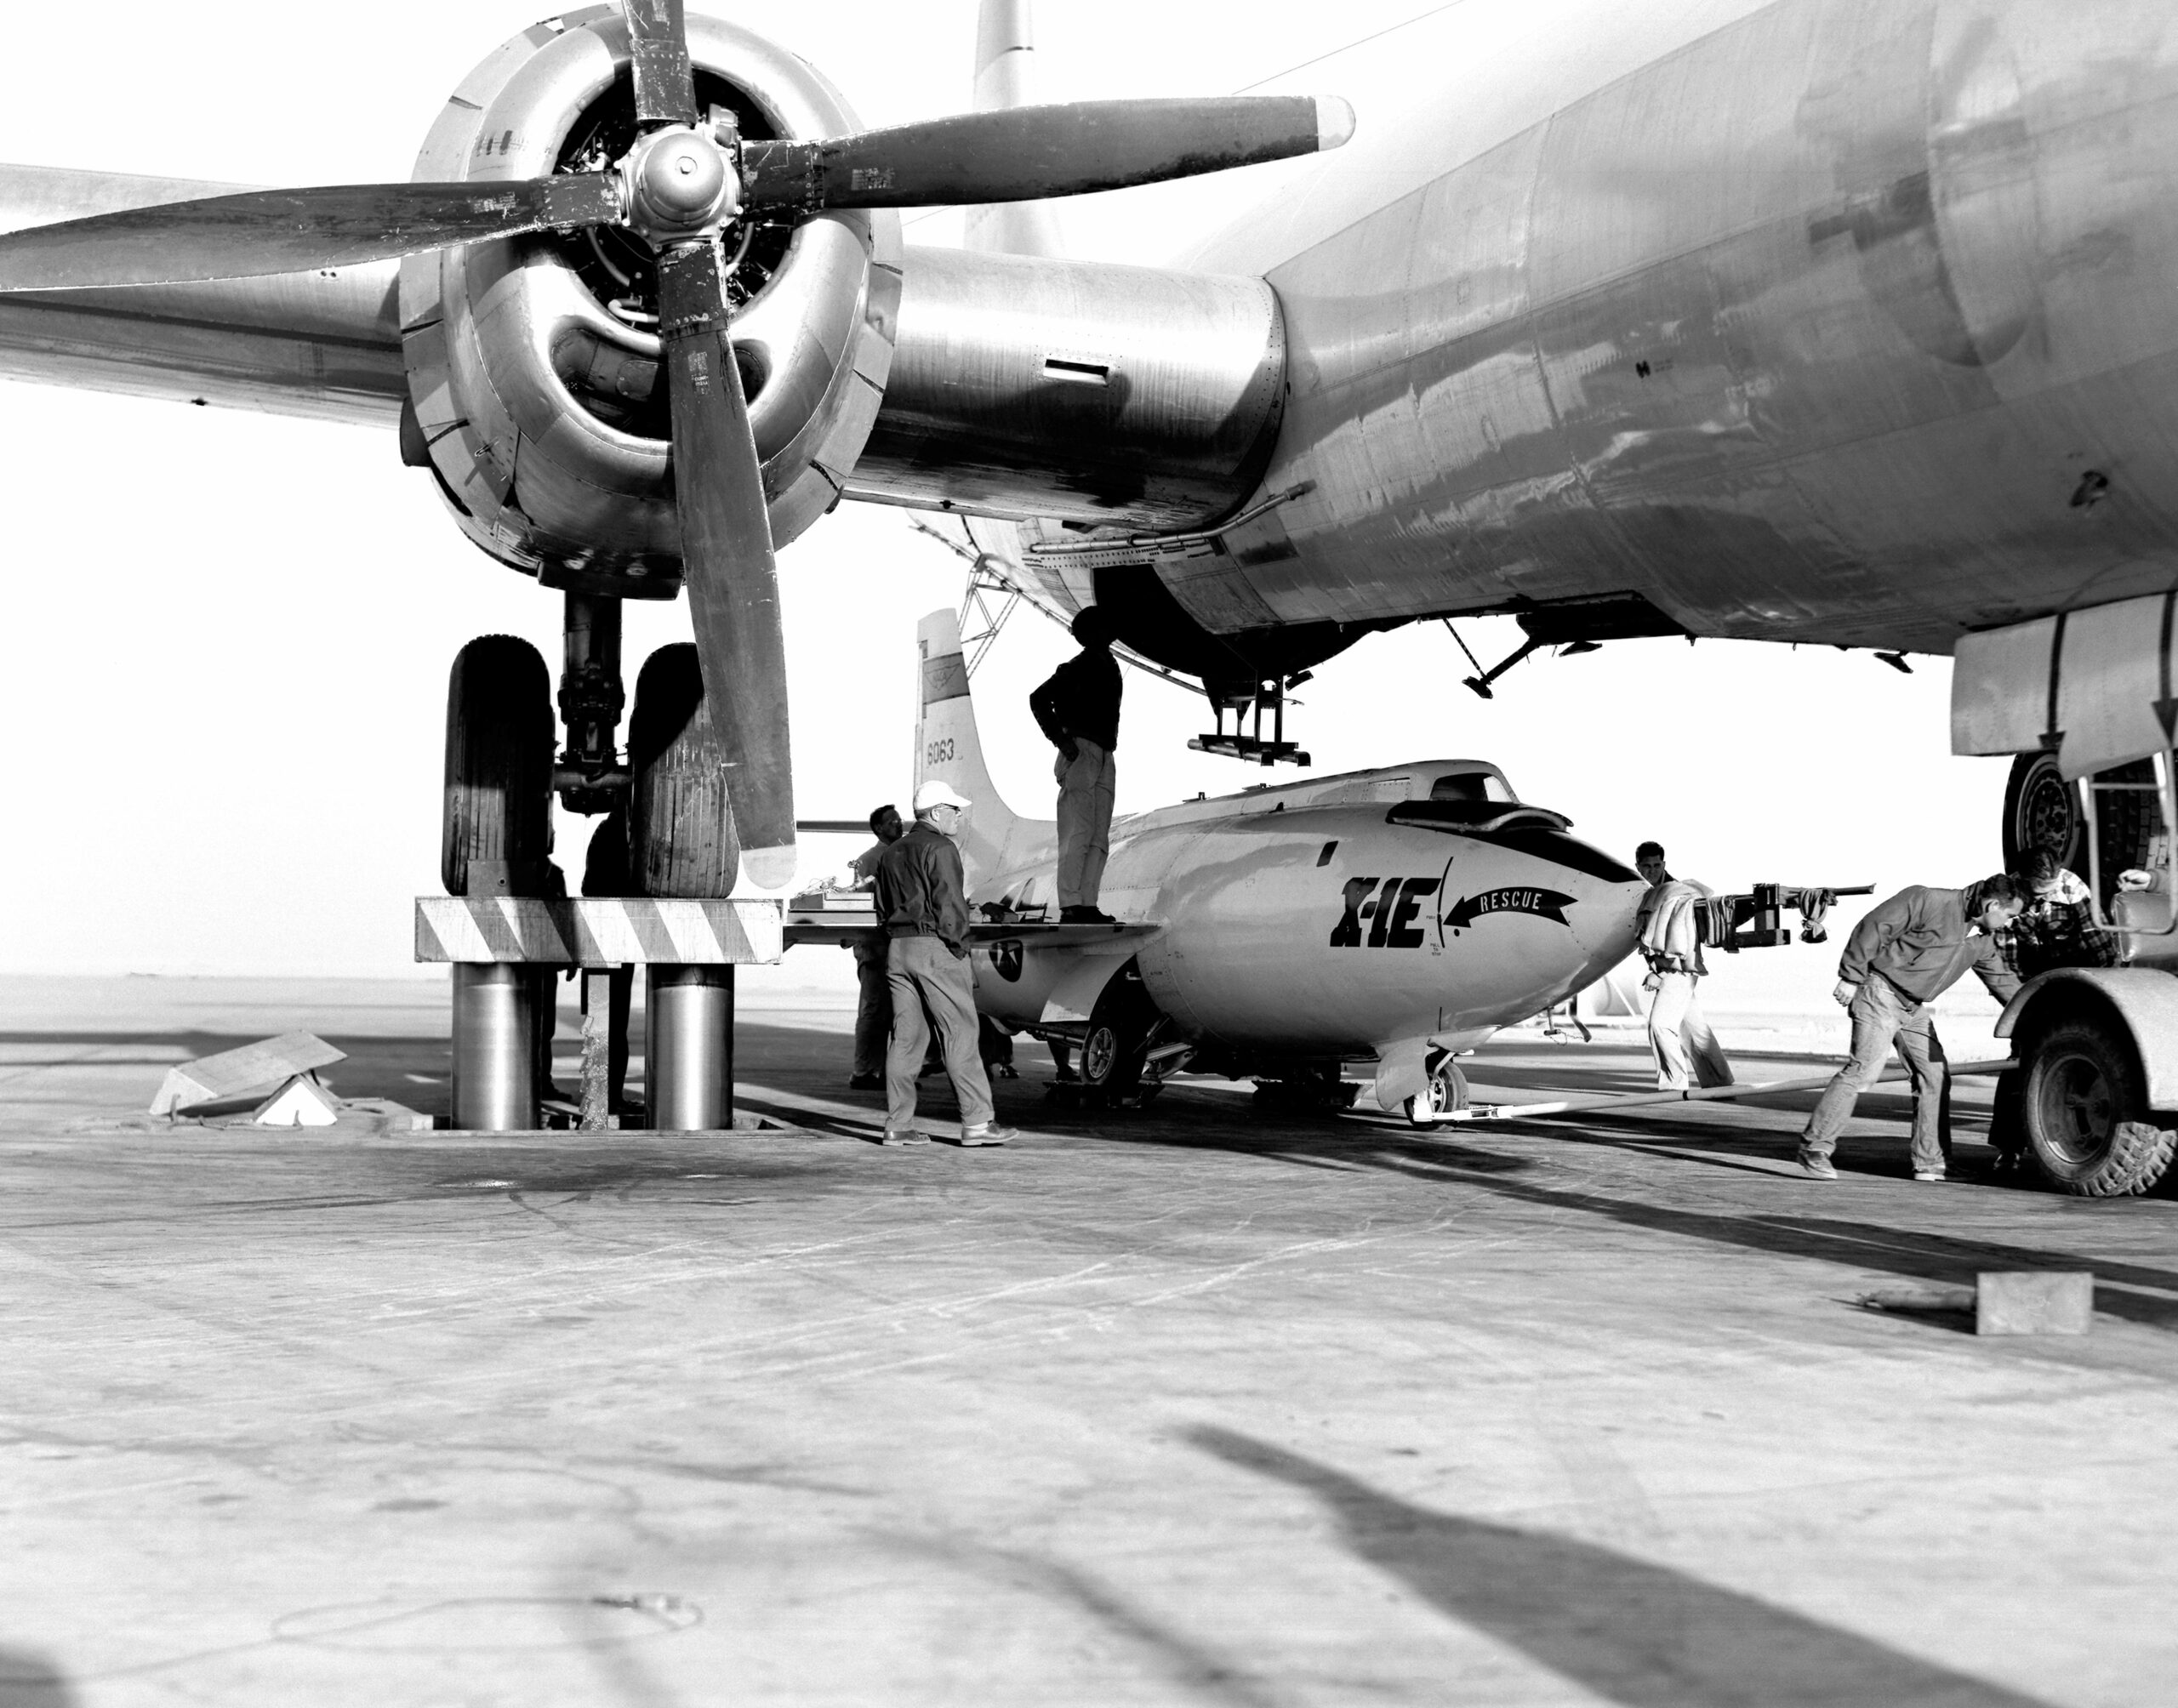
[2022, 1016, 2176, 1195]
[1075, 960, 1162, 1107]
[1404, 1060, 1471, 1128]
[442, 635, 555, 897]
[629, 644, 740, 897]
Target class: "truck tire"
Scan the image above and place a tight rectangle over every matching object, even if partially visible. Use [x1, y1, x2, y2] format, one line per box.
[442, 635, 556, 897]
[628, 644, 739, 898]
[2021, 1016, 2176, 1195]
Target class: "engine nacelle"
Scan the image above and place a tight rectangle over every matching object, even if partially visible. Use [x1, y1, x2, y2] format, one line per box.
[400, 4, 900, 597]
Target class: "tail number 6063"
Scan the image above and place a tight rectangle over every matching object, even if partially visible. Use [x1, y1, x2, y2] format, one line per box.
[926, 738, 955, 765]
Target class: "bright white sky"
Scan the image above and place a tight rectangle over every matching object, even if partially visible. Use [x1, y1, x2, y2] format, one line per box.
[0, 0, 2006, 979]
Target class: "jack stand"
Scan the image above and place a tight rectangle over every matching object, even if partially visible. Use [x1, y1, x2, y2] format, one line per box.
[647, 965, 735, 1130]
[556, 591, 630, 813]
[1190, 677, 1310, 766]
[452, 964, 542, 1130]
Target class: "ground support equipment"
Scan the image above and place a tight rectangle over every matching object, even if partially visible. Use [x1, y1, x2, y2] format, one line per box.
[1430, 1057, 2010, 1124]
[416, 896, 782, 1133]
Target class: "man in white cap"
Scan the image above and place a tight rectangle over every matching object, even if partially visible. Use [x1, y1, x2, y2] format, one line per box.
[872, 780, 1017, 1146]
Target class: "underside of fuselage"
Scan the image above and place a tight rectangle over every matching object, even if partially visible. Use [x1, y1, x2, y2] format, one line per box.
[5, 1, 2173, 679]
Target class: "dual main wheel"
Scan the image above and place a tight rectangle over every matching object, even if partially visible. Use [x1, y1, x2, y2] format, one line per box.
[443, 637, 737, 898]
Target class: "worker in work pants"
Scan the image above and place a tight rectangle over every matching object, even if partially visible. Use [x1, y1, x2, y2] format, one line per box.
[1055, 738, 1115, 914]
[1801, 975, 1952, 1175]
[1647, 971, 1732, 1090]
[885, 936, 995, 1133]
[852, 937, 892, 1083]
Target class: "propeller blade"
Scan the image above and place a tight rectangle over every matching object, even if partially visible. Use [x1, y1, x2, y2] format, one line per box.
[654, 239, 796, 891]
[0, 175, 622, 292]
[624, 0, 699, 127]
[740, 95, 1355, 213]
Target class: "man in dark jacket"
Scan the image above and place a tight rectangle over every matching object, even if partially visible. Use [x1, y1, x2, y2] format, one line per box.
[874, 781, 1017, 1146]
[845, 802, 905, 1089]
[1795, 874, 2027, 1182]
[1030, 606, 1122, 925]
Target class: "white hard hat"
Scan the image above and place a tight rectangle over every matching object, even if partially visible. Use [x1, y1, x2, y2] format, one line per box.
[914, 779, 972, 812]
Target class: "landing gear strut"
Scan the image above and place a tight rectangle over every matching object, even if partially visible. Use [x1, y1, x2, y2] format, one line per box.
[439, 599, 746, 1131]
[556, 592, 628, 814]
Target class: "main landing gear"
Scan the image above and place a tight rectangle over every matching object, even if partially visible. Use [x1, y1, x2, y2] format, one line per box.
[441, 594, 744, 1130]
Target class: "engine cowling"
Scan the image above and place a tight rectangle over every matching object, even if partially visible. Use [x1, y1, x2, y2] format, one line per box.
[399, 4, 900, 599]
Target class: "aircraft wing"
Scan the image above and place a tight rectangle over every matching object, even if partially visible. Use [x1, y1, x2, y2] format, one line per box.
[784, 900, 1161, 952]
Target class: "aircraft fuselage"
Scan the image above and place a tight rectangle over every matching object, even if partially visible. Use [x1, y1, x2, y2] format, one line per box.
[1174, 0, 2178, 657]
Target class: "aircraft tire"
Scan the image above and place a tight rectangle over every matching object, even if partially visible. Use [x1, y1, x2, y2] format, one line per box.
[2021, 1017, 2176, 1195]
[442, 635, 555, 897]
[1077, 1018, 1143, 1101]
[2003, 750, 2081, 874]
[629, 643, 741, 898]
[1078, 963, 1160, 1102]
[1403, 1060, 1470, 1129]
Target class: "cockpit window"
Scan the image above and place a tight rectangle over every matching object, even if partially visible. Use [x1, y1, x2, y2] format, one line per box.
[1387, 803, 1639, 882]
[1431, 771, 1517, 803]
[1482, 830, 1639, 883]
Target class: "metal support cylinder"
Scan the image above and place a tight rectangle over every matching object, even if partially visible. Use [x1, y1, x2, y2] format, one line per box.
[452, 963, 540, 1131]
[646, 965, 735, 1130]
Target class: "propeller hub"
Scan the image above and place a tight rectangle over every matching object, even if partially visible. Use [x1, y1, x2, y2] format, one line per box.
[623, 126, 740, 241]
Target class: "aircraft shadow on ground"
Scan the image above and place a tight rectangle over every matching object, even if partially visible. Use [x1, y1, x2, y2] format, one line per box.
[1055, 1084, 2178, 1330]
[1345, 1152, 2178, 1334]
[0, 1645, 77, 1706]
[1189, 1427, 2053, 1708]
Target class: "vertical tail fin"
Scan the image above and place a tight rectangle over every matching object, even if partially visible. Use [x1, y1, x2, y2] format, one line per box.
[915, 609, 1052, 885]
[965, 1, 1065, 257]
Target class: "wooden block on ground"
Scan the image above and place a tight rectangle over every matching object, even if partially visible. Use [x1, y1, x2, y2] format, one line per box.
[1976, 1271, 2093, 1336]
[151, 1032, 347, 1116]
[252, 1073, 342, 1128]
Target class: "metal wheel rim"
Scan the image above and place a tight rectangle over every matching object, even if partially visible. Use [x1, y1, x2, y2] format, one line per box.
[2019, 764, 2078, 858]
[2038, 1052, 2117, 1162]
[1081, 1026, 1119, 1085]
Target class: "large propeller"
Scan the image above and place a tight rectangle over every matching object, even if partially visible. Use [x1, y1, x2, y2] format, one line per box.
[0, 1, 1354, 889]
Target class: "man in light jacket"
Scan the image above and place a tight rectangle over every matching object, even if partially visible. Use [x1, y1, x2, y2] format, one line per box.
[1795, 874, 2027, 1182]
[1634, 841, 1733, 1090]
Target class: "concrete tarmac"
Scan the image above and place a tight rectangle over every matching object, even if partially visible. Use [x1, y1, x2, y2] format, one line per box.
[3, 975, 2175, 1706]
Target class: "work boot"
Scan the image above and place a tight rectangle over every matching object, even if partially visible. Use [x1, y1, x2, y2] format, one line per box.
[878, 1128, 928, 1147]
[1794, 1147, 1839, 1181]
[1060, 906, 1118, 925]
[955, 1124, 1018, 1147]
[848, 1073, 881, 1090]
[1913, 1169, 1947, 1182]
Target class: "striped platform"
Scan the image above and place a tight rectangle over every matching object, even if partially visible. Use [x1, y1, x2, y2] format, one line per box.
[414, 897, 784, 965]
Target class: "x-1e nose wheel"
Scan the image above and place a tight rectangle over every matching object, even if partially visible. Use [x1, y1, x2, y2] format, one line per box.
[1404, 1060, 1471, 1128]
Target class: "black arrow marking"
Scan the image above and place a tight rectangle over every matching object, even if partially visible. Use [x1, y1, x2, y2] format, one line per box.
[1442, 887, 1576, 931]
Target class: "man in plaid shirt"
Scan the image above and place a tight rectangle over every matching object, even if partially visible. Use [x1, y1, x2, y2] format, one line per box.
[2003, 849, 2120, 980]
